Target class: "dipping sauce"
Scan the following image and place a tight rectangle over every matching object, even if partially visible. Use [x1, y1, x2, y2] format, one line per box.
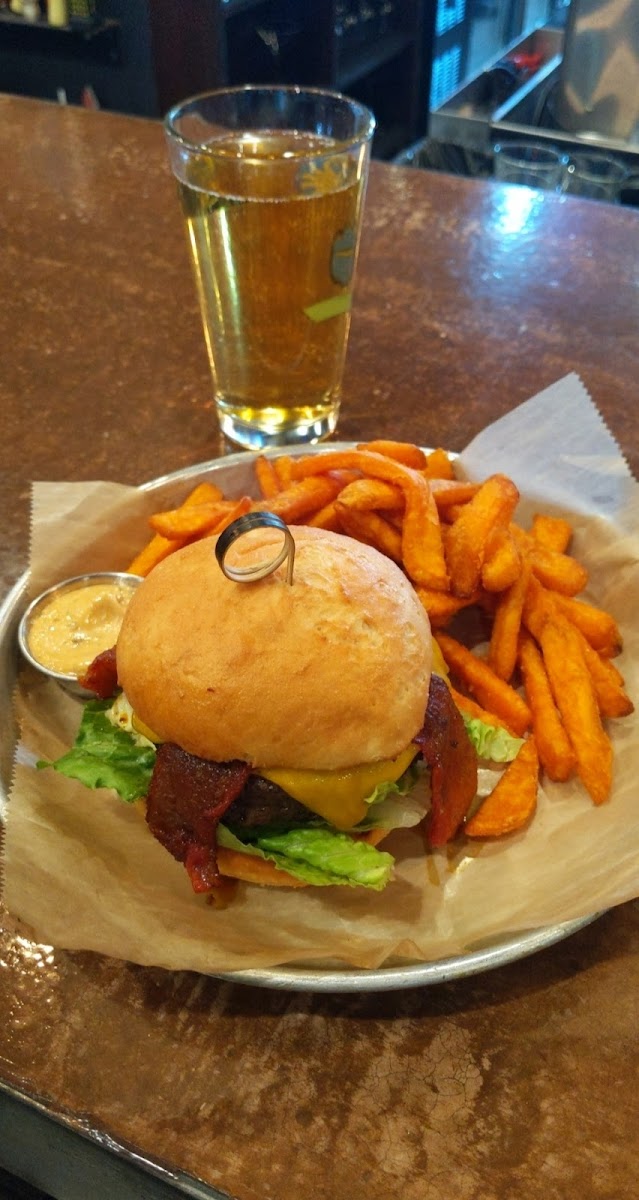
[27, 579, 136, 676]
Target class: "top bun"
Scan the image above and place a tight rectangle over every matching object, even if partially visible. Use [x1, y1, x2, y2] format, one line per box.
[116, 525, 431, 771]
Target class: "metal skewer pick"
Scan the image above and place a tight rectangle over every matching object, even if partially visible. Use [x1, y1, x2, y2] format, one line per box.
[215, 512, 296, 585]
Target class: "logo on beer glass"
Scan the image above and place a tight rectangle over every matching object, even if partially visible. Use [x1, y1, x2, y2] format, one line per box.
[298, 153, 357, 323]
[330, 226, 356, 286]
[297, 156, 349, 197]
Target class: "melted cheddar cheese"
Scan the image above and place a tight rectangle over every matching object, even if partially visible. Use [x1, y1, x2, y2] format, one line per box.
[260, 744, 417, 830]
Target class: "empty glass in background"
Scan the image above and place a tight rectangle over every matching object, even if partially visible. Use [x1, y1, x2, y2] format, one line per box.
[564, 152, 628, 202]
[165, 86, 375, 450]
[492, 141, 569, 191]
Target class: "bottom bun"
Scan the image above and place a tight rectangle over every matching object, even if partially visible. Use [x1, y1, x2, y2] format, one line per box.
[217, 828, 391, 889]
[216, 847, 308, 887]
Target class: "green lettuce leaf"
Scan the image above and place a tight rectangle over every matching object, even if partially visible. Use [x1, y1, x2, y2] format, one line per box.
[357, 762, 430, 830]
[37, 699, 155, 803]
[218, 824, 394, 890]
[461, 714, 523, 763]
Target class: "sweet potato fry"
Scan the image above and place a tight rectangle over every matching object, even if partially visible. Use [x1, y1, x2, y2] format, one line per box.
[521, 573, 555, 641]
[539, 617, 613, 805]
[513, 526, 588, 596]
[423, 448, 455, 480]
[386, 509, 404, 532]
[428, 479, 481, 510]
[149, 500, 234, 540]
[126, 535, 178, 578]
[402, 477, 449, 591]
[551, 593, 622, 658]
[435, 632, 532, 736]
[465, 738, 539, 837]
[328, 469, 361, 489]
[335, 504, 403, 564]
[415, 587, 481, 630]
[481, 527, 521, 592]
[488, 560, 531, 682]
[212, 496, 252, 534]
[518, 631, 576, 781]
[255, 455, 280, 499]
[307, 500, 342, 531]
[445, 474, 520, 597]
[291, 450, 449, 589]
[125, 481, 224, 577]
[252, 475, 343, 524]
[357, 439, 427, 469]
[183, 481, 224, 504]
[530, 545, 588, 596]
[531, 513, 573, 553]
[337, 477, 404, 513]
[273, 455, 295, 489]
[568, 623, 634, 719]
[440, 503, 466, 524]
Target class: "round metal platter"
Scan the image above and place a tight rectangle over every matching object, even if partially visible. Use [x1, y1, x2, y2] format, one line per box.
[208, 914, 601, 991]
[0, 446, 602, 993]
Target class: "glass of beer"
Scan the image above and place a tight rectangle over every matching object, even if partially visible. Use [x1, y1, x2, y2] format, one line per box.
[165, 87, 375, 450]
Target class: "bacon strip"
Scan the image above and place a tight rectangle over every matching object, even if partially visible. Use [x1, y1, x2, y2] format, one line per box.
[145, 744, 251, 892]
[414, 675, 478, 846]
[78, 646, 118, 698]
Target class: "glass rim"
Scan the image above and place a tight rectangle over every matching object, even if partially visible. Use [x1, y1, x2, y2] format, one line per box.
[493, 141, 567, 167]
[164, 84, 376, 159]
[567, 152, 628, 179]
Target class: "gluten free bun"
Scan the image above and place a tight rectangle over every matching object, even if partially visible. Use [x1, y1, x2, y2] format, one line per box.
[116, 526, 432, 770]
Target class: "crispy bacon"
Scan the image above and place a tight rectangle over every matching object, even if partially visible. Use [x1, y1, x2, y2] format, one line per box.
[145, 744, 251, 892]
[78, 646, 118, 698]
[414, 674, 478, 846]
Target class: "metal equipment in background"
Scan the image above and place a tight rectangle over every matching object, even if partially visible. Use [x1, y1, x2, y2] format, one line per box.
[555, 0, 639, 142]
[396, 0, 639, 197]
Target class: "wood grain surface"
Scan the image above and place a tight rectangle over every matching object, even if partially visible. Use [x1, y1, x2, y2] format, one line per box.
[1, 94, 638, 1200]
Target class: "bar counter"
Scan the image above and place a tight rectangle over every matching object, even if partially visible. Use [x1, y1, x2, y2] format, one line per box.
[1, 94, 638, 1200]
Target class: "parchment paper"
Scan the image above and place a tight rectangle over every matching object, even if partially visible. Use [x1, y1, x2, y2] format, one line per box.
[4, 373, 639, 971]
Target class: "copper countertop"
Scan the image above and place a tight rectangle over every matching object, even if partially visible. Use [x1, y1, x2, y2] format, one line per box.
[1, 94, 638, 1200]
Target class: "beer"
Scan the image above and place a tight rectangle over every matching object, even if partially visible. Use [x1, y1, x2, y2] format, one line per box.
[174, 131, 368, 447]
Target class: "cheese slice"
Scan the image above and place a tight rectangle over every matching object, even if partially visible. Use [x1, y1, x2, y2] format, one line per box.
[260, 743, 417, 831]
[132, 713, 162, 743]
[431, 643, 450, 685]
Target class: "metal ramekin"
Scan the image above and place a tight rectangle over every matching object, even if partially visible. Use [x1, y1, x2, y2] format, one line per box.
[17, 571, 142, 699]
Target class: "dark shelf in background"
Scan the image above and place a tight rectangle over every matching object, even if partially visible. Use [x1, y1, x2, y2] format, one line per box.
[0, 12, 120, 62]
[220, 0, 270, 16]
[0, 0, 434, 158]
[337, 29, 413, 88]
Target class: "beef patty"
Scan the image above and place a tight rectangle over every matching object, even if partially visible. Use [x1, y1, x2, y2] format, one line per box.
[224, 774, 318, 835]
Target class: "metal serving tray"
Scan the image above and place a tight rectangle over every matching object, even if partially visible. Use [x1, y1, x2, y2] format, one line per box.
[0, 448, 601, 993]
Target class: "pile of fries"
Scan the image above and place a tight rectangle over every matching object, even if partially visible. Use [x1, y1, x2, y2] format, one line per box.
[126, 440, 633, 842]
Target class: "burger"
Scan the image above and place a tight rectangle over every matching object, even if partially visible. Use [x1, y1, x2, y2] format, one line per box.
[42, 524, 480, 894]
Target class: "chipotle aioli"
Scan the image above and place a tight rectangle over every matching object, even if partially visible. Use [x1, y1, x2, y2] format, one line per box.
[27, 581, 135, 676]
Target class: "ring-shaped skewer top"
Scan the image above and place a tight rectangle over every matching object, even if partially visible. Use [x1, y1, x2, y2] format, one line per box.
[215, 512, 296, 585]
